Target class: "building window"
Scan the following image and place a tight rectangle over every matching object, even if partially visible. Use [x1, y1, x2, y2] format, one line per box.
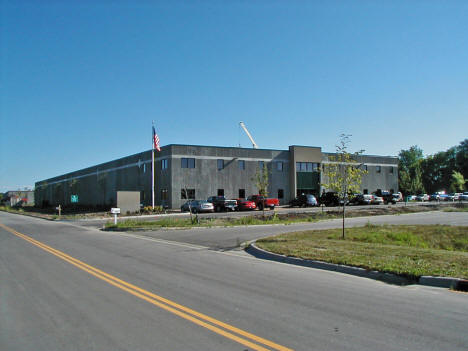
[296, 162, 319, 172]
[278, 189, 284, 199]
[276, 162, 283, 172]
[363, 189, 368, 194]
[217, 159, 224, 170]
[217, 189, 224, 196]
[239, 189, 245, 199]
[181, 158, 195, 169]
[389, 167, 394, 174]
[162, 159, 168, 170]
[181, 189, 195, 199]
[143, 164, 146, 173]
[376, 166, 381, 173]
[364, 165, 368, 171]
[258, 161, 264, 169]
[238, 160, 245, 170]
[161, 189, 168, 201]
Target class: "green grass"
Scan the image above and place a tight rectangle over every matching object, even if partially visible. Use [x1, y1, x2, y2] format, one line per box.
[105, 212, 339, 230]
[443, 206, 468, 212]
[256, 224, 468, 279]
[0, 205, 24, 213]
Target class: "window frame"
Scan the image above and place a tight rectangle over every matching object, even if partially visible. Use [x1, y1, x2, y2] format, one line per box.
[181, 188, 195, 200]
[217, 159, 224, 171]
[278, 189, 284, 199]
[181, 158, 195, 169]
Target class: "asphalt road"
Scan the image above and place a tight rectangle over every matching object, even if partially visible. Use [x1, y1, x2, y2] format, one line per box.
[1, 211, 467, 351]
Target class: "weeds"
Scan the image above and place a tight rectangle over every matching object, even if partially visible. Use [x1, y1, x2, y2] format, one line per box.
[257, 225, 468, 279]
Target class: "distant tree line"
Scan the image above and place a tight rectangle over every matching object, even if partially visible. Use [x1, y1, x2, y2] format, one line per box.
[398, 139, 467, 195]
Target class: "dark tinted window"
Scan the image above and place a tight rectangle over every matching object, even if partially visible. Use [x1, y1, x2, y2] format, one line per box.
[181, 158, 195, 168]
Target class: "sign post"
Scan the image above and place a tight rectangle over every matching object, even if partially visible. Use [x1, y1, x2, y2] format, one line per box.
[56, 204, 61, 217]
[111, 208, 120, 225]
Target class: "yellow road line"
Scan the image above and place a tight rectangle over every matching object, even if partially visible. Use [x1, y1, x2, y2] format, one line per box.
[0, 222, 294, 351]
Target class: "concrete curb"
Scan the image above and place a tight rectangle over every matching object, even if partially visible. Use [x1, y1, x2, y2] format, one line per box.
[246, 242, 466, 290]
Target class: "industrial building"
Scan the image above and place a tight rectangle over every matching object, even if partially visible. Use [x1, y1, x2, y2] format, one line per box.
[35, 144, 398, 210]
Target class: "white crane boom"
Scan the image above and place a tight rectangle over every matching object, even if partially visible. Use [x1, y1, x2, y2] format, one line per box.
[239, 122, 259, 149]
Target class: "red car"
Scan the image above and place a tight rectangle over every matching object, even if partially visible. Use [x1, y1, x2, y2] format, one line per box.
[247, 195, 280, 210]
[235, 198, 257, 211]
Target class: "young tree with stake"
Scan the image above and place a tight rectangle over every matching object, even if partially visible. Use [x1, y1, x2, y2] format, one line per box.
[321, 134, 367, 239]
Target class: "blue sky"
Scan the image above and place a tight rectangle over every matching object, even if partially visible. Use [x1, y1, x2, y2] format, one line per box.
[1, 1, 467, 192]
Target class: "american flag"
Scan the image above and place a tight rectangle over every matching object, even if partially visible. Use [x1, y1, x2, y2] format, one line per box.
[152, 126, 161, 151]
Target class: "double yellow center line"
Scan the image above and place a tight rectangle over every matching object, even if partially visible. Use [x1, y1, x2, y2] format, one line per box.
[0, 222, 293, 351]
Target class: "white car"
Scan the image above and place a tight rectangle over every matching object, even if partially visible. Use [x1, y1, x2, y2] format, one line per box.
[460, 192, 468, 201]
[371, 194, 384, 205]
[416, 194, 429, 202]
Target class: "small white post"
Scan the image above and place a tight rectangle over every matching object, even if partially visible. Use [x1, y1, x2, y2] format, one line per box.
[111, 208, 120, 225]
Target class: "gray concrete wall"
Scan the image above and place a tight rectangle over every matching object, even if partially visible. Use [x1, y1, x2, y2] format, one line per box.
[117, 191, 140, 214]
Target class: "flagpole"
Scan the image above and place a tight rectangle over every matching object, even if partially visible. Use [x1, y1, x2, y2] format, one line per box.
[152, 121, 155, 209]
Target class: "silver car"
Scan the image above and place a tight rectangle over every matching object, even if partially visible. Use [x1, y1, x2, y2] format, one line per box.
[180, 200, 214, 213]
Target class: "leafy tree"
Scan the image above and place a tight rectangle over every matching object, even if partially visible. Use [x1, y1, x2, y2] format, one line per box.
[455, 139, 468, 179]
[398, 146, 425, 195]
[253, 162, 269, 216]
[450, 171, 466, 192]
[421, 148, 457, 194]
[321, 134, 367, 239]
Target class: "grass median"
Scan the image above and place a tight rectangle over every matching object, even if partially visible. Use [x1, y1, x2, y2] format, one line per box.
[256, 224, 468, 279]
[104, 212, 338, 230]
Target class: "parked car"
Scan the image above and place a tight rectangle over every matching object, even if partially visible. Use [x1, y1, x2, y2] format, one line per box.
[247, 195, 280, 210]
[289, 194, 318, 207]
[392, 192, 403, 202]
[429, 194, 440, 201]
[375, 190, 396, 204]
[319, 192, 340, 207]
[207, 196, 238, 212]
[445, 194, 456, 201]
[439, 194, 449, 201]
[371, 194, 384, 205]
[235, 198, 256, 211]
[180, 200, 214, 213]
[406, 195, 417, 201]
[460, 192, 468, 201]
[350, 194, 373, 205]
[416, 194, 429, 202]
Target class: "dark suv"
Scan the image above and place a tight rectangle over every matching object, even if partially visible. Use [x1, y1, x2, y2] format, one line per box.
[290, 194, 318, 207]
[319, 192, 340, 207]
